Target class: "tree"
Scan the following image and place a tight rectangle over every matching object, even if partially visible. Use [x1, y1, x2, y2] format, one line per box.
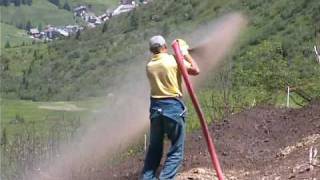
[162, 23, 170, 37]
[75, 30, 81, 40]
[48, 0, 59, 7]
[63, 1, 71, 11]
[38, 23, 43, 31]
[26, 0, 32, 5]
[1, 0, 10, 6]
[128, 11, 138, 31]
[4, 40, 10, 48]
[25, 20, 32, 31]
[1, 56, 10, 71]
[0, 128, 7, 146]
[102, 22, 108, 33]
[13, 0, 21, 6]
[33, 50, 38, 60]
[16, 22, 24, 29]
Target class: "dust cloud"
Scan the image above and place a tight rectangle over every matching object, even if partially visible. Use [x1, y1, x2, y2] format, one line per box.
[188, 13, 247, 86]
[30, 13, 246, 180]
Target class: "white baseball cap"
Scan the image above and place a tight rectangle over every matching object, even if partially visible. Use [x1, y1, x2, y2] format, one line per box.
[149, 35, 166, 47]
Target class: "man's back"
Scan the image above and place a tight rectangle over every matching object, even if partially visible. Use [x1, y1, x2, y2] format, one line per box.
[146, 52, 183, 98]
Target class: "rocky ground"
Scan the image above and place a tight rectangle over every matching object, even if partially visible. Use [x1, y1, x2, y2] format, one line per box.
[105, 100, 320, 179]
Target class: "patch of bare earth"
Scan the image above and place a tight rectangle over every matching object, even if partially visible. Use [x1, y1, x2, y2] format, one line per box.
[100, 100, 320, 179]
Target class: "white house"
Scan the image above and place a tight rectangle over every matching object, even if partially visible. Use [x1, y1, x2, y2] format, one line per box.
[29, 28, 39, 35]
[112, 4, 135, 16]
[56, 28, 69, 37]
[87, 23, 96, 28]
[98, 13, 110, 22]
[120, 0, 135, 5]
[74, 6, 88, 17]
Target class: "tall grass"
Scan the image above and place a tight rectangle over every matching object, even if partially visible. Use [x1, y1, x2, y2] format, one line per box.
[1, 115, 81, 180]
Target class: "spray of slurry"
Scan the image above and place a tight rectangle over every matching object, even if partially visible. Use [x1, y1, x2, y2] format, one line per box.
[31, 13, 246, 179]
[188, 13, 247, 87]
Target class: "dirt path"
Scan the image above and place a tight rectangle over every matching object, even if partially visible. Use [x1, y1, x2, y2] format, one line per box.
[38, 102, 86, 111]
[97, 100, 320, 179]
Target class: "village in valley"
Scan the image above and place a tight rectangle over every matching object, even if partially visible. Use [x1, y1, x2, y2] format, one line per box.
[28, 0, 149, 41]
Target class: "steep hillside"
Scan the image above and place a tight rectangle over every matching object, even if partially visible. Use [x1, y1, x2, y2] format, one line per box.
[1, 0, 320, 105]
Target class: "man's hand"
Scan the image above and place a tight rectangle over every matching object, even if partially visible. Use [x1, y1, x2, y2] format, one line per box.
[173, 38, 200, 76]
[184, 53, 200, 76]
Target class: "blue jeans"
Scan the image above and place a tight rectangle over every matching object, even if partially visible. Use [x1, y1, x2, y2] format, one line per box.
[141, 98, 186, 180]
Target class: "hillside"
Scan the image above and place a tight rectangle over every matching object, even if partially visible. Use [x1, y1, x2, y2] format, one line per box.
[1, 0, 320, 179]
[1, 0, 319, 104]
[0, 0, 118, 47]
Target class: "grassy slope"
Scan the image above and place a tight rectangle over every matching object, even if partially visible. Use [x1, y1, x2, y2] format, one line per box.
[0, 0, 76, 48]
[69, 0, 118, 14]
[0, 22, 32, 47]
[0, 0, 75, 26]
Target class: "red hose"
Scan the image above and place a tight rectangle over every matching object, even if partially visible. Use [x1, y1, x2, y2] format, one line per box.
[172, 40, 224, 180]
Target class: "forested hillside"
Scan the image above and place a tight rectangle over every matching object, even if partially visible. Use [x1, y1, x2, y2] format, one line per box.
[1, 0, 320, 106]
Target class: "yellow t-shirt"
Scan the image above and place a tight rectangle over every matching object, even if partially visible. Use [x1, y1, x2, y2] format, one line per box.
[147, 53, 190, 98]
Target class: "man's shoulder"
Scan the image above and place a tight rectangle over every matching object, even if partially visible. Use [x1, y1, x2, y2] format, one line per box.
[147, 53, 176, 66]
[162, 54, 175, 62]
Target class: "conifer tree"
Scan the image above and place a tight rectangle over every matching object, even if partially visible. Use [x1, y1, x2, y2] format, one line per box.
[25, 20, 32, 31]
[63, 1, 71, 11]
[5, 40, 11, 48]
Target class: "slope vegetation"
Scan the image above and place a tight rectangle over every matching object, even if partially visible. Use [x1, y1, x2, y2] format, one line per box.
[1, 0, 320, 105]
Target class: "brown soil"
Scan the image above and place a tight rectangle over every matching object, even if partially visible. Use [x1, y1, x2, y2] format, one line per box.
[102, 100, 320, 179]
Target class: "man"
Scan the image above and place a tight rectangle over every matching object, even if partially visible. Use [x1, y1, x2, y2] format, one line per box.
[141, 35, 200, 180]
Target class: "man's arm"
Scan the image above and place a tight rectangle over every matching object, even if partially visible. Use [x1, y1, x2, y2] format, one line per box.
[184, 53, 200, 76]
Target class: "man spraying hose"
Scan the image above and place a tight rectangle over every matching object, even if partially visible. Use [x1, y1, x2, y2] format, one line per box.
[141, 35, 200, 179]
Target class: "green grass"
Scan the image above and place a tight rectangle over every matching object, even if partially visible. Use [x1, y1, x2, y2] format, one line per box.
[0, 97, 107, 138]
[0, 22, 32, 48]
[0, 0, 76, 27]
[0, 0, 77, 49]
[69, 0, 119, 14]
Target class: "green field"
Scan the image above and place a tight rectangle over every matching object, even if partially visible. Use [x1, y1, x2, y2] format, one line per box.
[69, 0, 119, 14]
[0, 0, 76, 49]
[0, 1, 76, 27]
[0, 23, 32, 48]
[0, 97, 108, 138]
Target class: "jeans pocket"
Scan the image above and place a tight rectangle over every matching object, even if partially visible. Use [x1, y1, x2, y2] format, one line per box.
[150, 107, 162, 120]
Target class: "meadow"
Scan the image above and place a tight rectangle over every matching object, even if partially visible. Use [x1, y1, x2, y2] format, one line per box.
[0, 23, 32, 48]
